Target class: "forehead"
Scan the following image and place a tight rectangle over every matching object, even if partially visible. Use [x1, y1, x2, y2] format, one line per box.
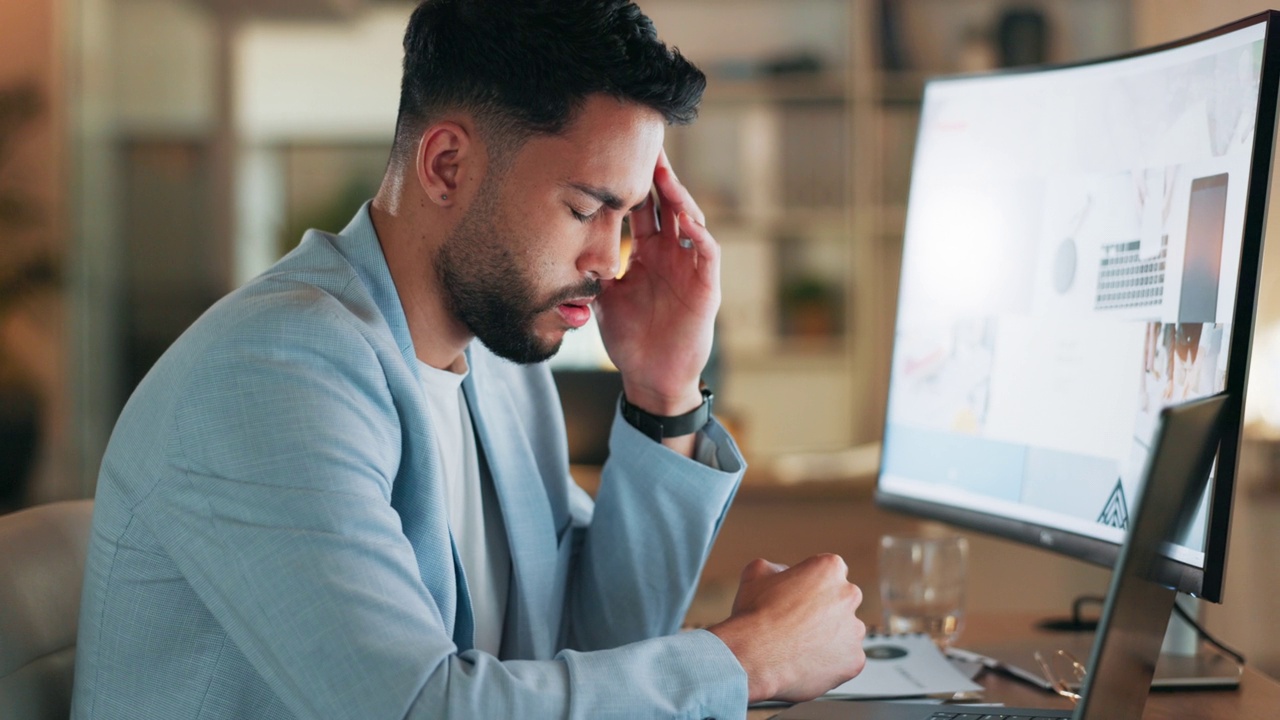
[504, 96, 666, 204]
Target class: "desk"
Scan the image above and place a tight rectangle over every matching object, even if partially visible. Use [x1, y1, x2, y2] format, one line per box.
[684, 474, 1280, 677]
[573, 462, 1280, 713]
[746, 613, 1280, 719]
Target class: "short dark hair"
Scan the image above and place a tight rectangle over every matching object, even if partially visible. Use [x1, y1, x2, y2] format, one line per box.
[393, 0, 705, 165]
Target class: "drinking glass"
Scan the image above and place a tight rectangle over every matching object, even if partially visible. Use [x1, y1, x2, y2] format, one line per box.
[878, 535, 969, 646]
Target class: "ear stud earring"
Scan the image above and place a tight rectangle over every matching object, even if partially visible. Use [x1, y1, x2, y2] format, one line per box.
[441, 194, 448, 200]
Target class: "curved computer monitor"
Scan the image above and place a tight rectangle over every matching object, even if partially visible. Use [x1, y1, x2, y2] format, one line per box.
[875, 12, 1280, 603]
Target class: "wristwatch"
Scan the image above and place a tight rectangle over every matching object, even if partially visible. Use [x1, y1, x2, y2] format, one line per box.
[620, 388, 714, 442]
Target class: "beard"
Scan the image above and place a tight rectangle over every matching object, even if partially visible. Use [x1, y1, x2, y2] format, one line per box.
[435, 182, 601, 365]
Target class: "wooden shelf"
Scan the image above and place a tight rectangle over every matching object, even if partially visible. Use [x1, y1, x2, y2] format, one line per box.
[702, 73, 848, 105]
[701, 207, 849, 231]
[723, 341, 849, 370]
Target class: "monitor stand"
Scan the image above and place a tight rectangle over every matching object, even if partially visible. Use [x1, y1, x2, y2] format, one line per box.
[959, 591, 1241, 690]
[963, 614, 1242, 690]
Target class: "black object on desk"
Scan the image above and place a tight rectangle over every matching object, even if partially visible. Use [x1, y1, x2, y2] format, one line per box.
[552, 369, 623, 465]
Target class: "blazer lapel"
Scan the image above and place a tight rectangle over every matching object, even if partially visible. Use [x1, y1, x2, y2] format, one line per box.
[332, 203, 549, 655]
[463, 355, 560, 658]
[329, 203, 466, 643]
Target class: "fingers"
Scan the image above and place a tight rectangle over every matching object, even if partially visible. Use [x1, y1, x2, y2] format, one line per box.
[740, 558, 789, 583]
[626, 148, 711, 267]
[639, 149, 704, 250]
[677, 211, 699, 249]
[678, 212, 719, 268]
[848, 580, 864, 610]
[741, 554, 845, 586]
[629, 190, 658, 240]
[794, 552, 850, 580]
[654, 168, 706, 241]
[725, 552, 868, 703]
[657, 167, 680, 245]
[655, 149, 706, 226]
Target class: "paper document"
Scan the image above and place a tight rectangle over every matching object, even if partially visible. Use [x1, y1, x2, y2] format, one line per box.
[823, 634, 983, 699]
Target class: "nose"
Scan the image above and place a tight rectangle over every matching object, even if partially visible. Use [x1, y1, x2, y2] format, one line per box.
[577, 221, 622, 280]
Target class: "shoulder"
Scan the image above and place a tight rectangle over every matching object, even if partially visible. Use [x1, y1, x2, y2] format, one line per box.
[157, 238, 411, 486]
[181, 231, 397, 373]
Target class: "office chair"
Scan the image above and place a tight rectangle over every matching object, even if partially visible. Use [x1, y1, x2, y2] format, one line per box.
[0, 499, 94, 720]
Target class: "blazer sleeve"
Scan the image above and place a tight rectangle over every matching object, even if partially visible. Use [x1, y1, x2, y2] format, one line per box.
[144, 298, 746, 720]
[562, 406, 746, 652]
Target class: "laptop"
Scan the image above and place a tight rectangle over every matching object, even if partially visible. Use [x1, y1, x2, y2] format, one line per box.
[774, 393, 1228, 720]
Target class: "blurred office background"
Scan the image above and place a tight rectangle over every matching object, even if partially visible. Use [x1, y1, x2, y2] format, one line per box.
[3, 0, 1280, 676]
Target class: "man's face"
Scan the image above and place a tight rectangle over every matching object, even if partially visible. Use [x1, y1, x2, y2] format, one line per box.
[436, 96, 665, 364]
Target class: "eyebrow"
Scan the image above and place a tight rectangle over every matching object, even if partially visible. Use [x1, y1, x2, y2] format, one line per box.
[566, 182, 648, 212]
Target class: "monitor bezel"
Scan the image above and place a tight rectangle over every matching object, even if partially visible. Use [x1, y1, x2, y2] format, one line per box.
[874, 11, 1280, 604]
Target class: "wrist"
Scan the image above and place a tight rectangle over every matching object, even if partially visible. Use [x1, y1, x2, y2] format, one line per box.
[620, 387, 713, 445]
[619, 382, 704, 417]
[709, 617, 777, 703]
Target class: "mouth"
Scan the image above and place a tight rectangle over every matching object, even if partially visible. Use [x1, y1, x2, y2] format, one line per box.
[555, 298, 595, 329]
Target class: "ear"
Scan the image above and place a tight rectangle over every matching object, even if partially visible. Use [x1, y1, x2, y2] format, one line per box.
[414, 121, 472, 208]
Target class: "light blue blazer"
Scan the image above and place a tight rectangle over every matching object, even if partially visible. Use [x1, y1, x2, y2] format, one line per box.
[72, 204, 748, 719]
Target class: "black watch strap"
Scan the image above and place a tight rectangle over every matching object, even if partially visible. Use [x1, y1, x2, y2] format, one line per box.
[620, 388, 714, 442]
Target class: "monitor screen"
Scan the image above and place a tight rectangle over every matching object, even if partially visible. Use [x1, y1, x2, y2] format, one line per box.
[875, 12, 1280, 602]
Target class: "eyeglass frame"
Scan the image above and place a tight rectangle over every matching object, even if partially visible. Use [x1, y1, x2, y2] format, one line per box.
[1033, 648, 1088, 705]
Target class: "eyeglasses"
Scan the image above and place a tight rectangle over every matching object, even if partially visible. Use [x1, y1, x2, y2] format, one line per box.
[1033, 649, 1087, 705]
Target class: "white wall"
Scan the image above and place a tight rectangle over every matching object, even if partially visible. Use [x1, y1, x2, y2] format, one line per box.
[236, 5, 411, 142]
[1132, 1, 1273, 47]
[229, 5, 412, 283]
[641, 0, 849, 70]
[112, 0, 216, 133]
[893, 0, 1128, 72]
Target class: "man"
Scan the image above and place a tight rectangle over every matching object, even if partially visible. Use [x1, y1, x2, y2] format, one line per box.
[72, 1, 866, 717]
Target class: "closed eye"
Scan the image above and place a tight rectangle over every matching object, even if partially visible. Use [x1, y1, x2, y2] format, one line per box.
[569, 205, 599, 223]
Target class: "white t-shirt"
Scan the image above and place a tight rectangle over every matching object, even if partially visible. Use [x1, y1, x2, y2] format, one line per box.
[416, 357, 510, 656]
